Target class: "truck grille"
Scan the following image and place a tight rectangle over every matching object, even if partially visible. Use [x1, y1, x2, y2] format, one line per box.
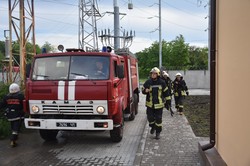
[42, 104, 94, 114]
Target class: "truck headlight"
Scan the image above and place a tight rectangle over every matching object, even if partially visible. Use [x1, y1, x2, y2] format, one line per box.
[96, 106, 105, 114]
[31, 105, 40, 113]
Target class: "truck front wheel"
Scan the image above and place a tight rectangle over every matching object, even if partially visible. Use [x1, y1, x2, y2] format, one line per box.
[110, 114, 124, 142]
[39, 129, 58, 141]
[110, 125, 123, 142]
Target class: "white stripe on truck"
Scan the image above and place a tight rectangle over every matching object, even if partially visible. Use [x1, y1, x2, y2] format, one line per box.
[68, 81, 76, 100]
[58, 81, 65, 100]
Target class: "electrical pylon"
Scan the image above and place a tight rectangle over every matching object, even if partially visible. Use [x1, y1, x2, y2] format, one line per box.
[8, 0, 36, 85]
[78, 0, 101, 51]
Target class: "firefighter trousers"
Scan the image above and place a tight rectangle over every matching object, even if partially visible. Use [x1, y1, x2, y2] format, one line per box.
[174, 95, 184, 112]
[10, 120, 21, 141]
[146, 107, 163, 133]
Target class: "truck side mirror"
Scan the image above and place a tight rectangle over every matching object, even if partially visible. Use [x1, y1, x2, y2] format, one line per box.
[117, 65, 124, 79]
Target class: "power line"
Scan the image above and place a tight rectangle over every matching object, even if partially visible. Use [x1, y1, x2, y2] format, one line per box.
[36, 0, 78, 7]
[162, 0, 204, 19]
[119, 0, 205, 32]
[183, 0, 198, 6]
[36, 16, 77, 26]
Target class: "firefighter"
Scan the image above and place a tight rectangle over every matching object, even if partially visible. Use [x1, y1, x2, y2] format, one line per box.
[94, 60, 107, 77]
[0, 83, 25, 147]
[161, 71, 174, 116]
[173, 73, 189, 115]
[142, 67, 171, 139]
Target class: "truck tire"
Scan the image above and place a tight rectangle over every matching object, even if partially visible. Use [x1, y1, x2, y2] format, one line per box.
[39, 129, 58, 141]
[134, 93, 139, 115]
[129, 103, 135, 121]
[110, 116, 124, 142]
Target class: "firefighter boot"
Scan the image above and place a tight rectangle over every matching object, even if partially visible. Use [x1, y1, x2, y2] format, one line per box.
[155, 132, 160, 140]
[10, 141, 16, 147]
[150, 127, 155, 135]
[179, 108, 183, 115]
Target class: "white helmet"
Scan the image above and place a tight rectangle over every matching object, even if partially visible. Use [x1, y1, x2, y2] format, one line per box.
[162, 71, 169, 77]
[175, 72, 182, 77]
[150, 67, 161, 76]
[9, 83, 20, 94]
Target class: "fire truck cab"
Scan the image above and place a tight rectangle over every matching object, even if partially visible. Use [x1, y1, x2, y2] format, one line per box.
[24, 48, 139, 142]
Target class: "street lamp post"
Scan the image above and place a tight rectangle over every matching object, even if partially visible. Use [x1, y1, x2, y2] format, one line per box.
[159, 0, 162, 68]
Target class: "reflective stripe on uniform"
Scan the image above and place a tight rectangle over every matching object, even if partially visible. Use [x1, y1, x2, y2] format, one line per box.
[149, 121, 155, 125]
[146, 101, 153, 107]
[154, 103, 164, 109]
[158, 86, 163, 108]
[151, 85, 162, 88]
[147, 86, 153, 108]
[12, 131, 18, 135]
[163, 86, 168, 92]
[8, 117, 21, 121]
[165, 96, 171, 100]
[155, 123, 162, 127]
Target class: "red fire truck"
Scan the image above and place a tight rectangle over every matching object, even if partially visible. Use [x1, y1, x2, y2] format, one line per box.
[24, 48, 139, 142]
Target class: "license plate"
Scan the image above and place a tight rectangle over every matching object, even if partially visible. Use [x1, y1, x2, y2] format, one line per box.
[56, 122, 77, 127]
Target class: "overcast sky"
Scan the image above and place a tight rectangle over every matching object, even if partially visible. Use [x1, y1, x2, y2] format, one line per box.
[0, 0, 209, 53]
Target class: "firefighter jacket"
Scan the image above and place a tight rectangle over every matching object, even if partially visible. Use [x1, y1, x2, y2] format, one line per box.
[142, 77, 171, 109]
[0, 92, 25, 121]
[173, 78, 188, 97]
[162, 77, 173, 96]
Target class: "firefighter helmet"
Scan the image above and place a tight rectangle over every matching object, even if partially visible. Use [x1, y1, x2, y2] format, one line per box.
[175, 72, 182, 77]
[150, 67, 160, 76]
[9, 83, 20, 94]
[162, 71, 169, 77]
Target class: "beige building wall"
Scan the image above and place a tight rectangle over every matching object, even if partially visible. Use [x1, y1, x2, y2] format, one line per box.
[216, 0, 250, 165]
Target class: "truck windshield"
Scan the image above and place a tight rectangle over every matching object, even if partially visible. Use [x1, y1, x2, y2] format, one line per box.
[31, 56, 110, 80]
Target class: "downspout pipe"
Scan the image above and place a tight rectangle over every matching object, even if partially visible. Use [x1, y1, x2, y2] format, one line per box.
[202, 0, 216, 151]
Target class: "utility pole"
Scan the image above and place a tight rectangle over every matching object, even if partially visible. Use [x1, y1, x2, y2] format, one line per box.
[99, 0, 135, 51]
[113, 0, 120, 50]
[159, 0, 162, 68]
[8, 1, 13, 83]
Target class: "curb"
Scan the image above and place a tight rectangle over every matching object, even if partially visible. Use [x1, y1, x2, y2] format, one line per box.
[133, 120, 149, 166]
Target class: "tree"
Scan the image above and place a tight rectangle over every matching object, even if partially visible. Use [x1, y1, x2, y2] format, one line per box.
[136, 41, 161, 78]
[136, 35, 190, 77]
[41, 41, 56, 53]
[188, 46, 208, 70]
[8, 40, 42, 65]
[163, 35, 190, 70]
[136, 34, 208, 78]
[0, 41, 5, 66]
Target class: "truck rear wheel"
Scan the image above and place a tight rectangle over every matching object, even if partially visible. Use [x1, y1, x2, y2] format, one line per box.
[129, 93, 138, 120]
[39, 129, 58, 141]
[129, 104, 135, 121]
[134, 93, 139, 115]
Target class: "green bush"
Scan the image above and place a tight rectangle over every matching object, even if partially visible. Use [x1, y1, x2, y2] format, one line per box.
[0, 118, 10, 139]
[0, 83, 11, 139]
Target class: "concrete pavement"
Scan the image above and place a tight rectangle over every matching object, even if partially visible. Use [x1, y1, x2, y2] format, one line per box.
[134, 90, 209, 166]
[0, 89, 209, 165]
